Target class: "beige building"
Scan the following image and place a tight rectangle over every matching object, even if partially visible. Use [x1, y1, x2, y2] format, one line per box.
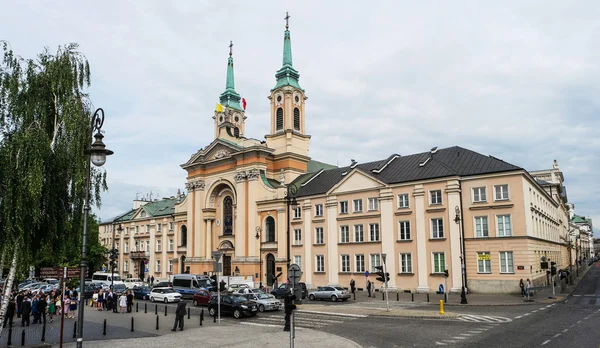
[99, 20, 572, 294]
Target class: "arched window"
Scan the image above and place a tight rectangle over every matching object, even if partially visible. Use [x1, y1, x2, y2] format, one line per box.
[293, 108, 300, 131]
[223, 196, 233, 236]
[265, 216, 276, 242]
[181, 225, 187, 247]
[276, 108, 284, 131]
[234, 127, 240, 137]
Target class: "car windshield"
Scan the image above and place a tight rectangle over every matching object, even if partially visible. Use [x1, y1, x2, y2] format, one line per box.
[232, 296, 247, 303]
[163, 288, 177, 294]
[139, 287, 150, 291]
[112, 275, 122, 281]
[258, 294, 270, 300]
[334, 287, 344, 291]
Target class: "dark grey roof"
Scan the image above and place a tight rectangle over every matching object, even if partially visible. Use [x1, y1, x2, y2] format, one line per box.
[536, 179, 552, 185]
[291, 146, 522, 197]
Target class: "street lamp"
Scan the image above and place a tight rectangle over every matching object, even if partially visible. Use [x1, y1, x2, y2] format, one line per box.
[255, 226, 263, 289]
[77, 108, 113, 348]
[284, 183, 298, 333]
[453, 206, 468, 304]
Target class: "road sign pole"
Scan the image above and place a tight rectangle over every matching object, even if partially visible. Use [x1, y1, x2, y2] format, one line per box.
[382, 255, 389, 312]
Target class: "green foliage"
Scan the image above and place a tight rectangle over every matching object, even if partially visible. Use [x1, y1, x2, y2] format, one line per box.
[0, 42, 107, 271]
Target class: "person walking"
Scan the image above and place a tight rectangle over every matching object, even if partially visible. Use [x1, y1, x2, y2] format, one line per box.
[37, 295, 47, 324]
[31, 295, 39, 324]
[519, 279, 525, 297]
[350, 279, 356, 294]
[20, 296, 32, 327]
[119, 292, 127, 313]
[63, 296, 71, 318]
[3, 297, 15, 328]
[126, 290, 134, 313]
[525, 278, 532, 298]
[171, 299, 186, 331]
[69, 295, 77, 319]
[366, 279, 372, 297]
[16, 292, 24, 319]
[48, 296, 56, 322]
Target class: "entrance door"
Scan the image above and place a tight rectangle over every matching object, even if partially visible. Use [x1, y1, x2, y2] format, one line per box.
[223, 255, 232, 276]
[181, 255, 186, 274]
[139, 260, 145, 280]
[266, 254, 275, 286]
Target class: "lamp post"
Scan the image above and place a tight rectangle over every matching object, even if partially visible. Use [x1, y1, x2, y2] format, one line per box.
[77, 108, 113, 348]
[255, 227, 263, 289]
[110, 224, 122, 292]
[283, 183, 298, 335]
[453, 206, 468, 304]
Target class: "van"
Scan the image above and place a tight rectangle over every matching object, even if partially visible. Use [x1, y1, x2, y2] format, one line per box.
[171, 274, 213, 298]
[91, 272, 125, 289]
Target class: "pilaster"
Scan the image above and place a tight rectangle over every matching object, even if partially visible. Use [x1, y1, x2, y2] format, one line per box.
[234, 172, 247, 261]
[276, 208, 286, 262]
[414, 185, 429, 293]
[303, 200, 313, 286]
[446, 180, 462, 293]
[379, 188, 396, 288]
[326, 196, 339, 286]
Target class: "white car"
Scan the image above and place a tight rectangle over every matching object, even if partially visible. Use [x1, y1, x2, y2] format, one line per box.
[150, 287, 182, 303]
[124, 278, 143, 289]
[241, 293, 281, 312]
[228, 284, 250, 292]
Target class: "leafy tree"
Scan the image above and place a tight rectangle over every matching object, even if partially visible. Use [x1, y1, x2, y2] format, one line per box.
[0, 42, 107, 326]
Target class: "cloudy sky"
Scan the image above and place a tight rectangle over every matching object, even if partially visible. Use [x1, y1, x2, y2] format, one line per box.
[2, 1, 598, 229]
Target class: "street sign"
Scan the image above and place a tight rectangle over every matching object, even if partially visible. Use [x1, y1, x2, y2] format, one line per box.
[40, 267, 80, 279]
[381, 253, 387, 264]
[288, 264, 302, 283]
[212, 251, 223, 262]
[213, 262, 222, 273]
[365, 271, 369, 277]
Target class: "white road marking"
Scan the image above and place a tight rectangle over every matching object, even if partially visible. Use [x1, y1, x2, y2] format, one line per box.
[532, 310, 539, 313]
[514, 316, 523, 319]
[573, 295, 581, 297]
[524, 313, 531, 316]
[541, 339, 551, 345]
[539, 308, 546, 310]
[553, 333, 561, 338]
[577, 320, 582, 324]
[469, 331, 483, 334]
[435, 342, 447, 346]
[295, 310, 367, 318]
[443, 340, 457, 343]
[460, 333, 472, 336]
[563, 329, 568, 333]
[240, 322, 288, 328]
[452, 337, 467, 340]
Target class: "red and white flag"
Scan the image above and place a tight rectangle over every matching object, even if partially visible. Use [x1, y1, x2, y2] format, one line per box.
[241, 97, 247, 110]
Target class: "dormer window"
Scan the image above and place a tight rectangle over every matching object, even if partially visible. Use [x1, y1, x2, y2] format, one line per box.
[276, 108, 284, 130]
[141, 211, 146, 218]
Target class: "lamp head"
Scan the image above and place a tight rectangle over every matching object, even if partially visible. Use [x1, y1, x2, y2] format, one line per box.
[89, 131, 114, 167]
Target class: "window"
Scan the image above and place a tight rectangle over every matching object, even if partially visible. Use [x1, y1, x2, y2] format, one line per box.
[276, 108, 284, 130]
[473, 187, 487, 202]
[430, 190, 442, 205]
[340, 226, 350, 243]
[368, 198, 379, 211]
[223, 196, 233, 235]
[433, 253, 445, 273]
[497, 215, 512, 237]
[156, 260, 161, 272]
[477, 252, 491, 273]
[315, 227, 324, 244]
[353, 199, 363, 212]
[168, 260, 173, 273]
[354, 224, 364, 242]
[168, 239, 174, 251]
[135, 226, 139, 233]
[339, 201, 348, 214]
[139, 241, 144, 252]
[400, 254, 412, 273]
[126, 227, 129, 234]
[180, 225, 187, 246]
[157, 224, 162, 232]
[156, 240, 162, 252]
[495, 184, 509, 201]
[341, 255, 350, 272]
[293, 207, 301, 219]
[370, 254, 380, 271]
[146, 243, 150, 252]
[355, 254, 365, 273]
[474, 216, 489, 238]
[265, 216, 276, 242]
[125, 242, 129, 253]
[369, 223, 380, 242]
[398, 194, 409, 208]
[293, 108, 300, 131]
[141, 211, 146, 218]
[315, 204, 324, 217]
[399, 221, 411, 240]
[294, 255, 302, 269]
[294, 229, 302, 245]
[146, 225, 150, 233]
[169, 222, 174, 231]
[500, 251, 514, 273]
[124, 261, 128, 272]
[316, 255, 325, 272]
[431, 218, 444, 238]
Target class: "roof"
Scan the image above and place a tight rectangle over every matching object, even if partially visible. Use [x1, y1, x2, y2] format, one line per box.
[307, 159, 337, 173]
[291, 146, 522, 197]
[103, 197, 182, 225]
[571, 215, 592, 225]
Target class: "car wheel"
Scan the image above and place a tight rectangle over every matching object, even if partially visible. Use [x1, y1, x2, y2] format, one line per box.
[209, 307, 216, 316]
[258, 304, 265, 312]
[150, 297, 154, 302]
[331, 295, 338, 302]
[309, 294, 316, 301]
[193, 300, 198, 306]
[233, 309, 241, 319]
[164, 298, 168, 304]
[144, 295, 148, 300]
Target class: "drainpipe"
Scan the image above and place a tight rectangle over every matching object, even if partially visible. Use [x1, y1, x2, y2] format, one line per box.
[457, 181, 469, 292]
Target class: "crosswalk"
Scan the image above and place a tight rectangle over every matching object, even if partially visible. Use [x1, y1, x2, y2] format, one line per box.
[571, 295, 600, 305]
[239, 310, 365, 330]
[458, 314, 512, 323]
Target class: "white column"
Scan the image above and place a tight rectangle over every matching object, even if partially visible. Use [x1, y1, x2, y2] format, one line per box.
[379, 188, 396, 288]
[276, 209, 286, 262]
[326, 197, 339, 285]
[446, 180, 462, 293]
[414, 185, 429, 293]
[205, 219, 213, 258]
[303, 200, 313, 287]
[234, 178, 246, 260]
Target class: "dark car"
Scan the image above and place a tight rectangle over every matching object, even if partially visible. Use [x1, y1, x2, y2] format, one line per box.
[83, 286, 96, 299]
[112, 283, 127, 296]
[208, 294, 258, 319]
[192, 289, 213, 306]
[271, 282, 307, 299]
[133, 286, 152, 300]
[153, 281, 172, 289]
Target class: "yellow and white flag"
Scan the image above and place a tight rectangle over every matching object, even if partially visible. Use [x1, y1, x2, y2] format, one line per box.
[216, 103, 223, 112]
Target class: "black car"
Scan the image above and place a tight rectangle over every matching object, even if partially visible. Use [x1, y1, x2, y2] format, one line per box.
[112, 283, 127, 296]
[83, 286, 96, 299]
[208, 294, 258, 319]
[271, 282, 307, 299]
[133, 286, 152, 300]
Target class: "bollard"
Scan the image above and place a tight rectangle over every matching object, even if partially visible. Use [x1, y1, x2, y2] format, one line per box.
[156, 315, 159, 330]
[145, 303, 147, 313]
[136, 302, 139, 312]
[73, 322, 77, 339]
[412, 293, 414, 302]
[427, 293, 430, 302]
[353, 292, 356, 301]
[131, 317, 135, 332]
[382, 292, 385, 301]
[439, 300, 444, 315]
[103, 319, 107, 335]
[155, 304, 158, 315]
[164, 305, 167, 316]
[200, 308, 204, 326]
[188, 307, 190, 319]
[41, 323, 46, 342]
[7, 324, 12, 345]
[21, 329, 25, 346]
[397, 292, 399, 301]
[213, 310, 216, 323]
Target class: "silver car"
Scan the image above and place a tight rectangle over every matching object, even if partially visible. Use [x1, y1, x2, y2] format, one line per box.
[308, 286, 351, 302]
[242, 293, 281, 312]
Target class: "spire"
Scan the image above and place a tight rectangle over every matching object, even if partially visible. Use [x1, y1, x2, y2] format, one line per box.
[273, 12, 303, 91]
[220, 41, 242, 111]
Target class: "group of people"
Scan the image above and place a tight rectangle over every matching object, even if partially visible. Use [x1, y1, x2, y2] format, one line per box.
[91, 289, 134, 313]
[2, 287, 78, 328]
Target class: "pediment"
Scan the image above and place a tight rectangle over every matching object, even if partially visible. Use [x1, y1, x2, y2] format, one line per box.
[131, 206, 149, 220]
[329, 169, 386, 195]
[186, 139, 242, 165]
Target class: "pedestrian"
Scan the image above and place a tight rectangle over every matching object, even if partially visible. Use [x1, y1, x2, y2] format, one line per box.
[55, 295, 62, 316]
[31, 295, 39, 324]
[97, 290, 104, 311]
[3, 297, 15, 328]
[126, 290, 134, 313]
[38, 295, 47, 324]
[366, 279, 372, 297]
[20, 296, 31, 327]
[63, 296, 71, 318]
[69, 295, 77, 319]
[118, 292, 127, 313]
[525, 278, 531, 298]
[16, 292, 24, 318]
[171, 299, 186, 331]
[48, 296, 56, 322]
[151, 276, 155, 285]
[371, 282, 376, 297]
[350, 279, 356, 294]
[519, 279, 525, 297]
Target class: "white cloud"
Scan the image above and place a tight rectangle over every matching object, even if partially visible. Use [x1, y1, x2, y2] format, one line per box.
[2, 0, 599, 227]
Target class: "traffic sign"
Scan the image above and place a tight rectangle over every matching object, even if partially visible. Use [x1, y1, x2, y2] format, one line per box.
[288, 264, 302, 282]
[365, 271, 369, 277]
[213, 261, 222, 273]
[40, 267, 81, 279]
[212, 251, 223, 262]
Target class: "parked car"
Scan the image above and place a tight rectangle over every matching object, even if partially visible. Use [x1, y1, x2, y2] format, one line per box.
[82, 286, 96, 299]
[235, 288, 265, 295]
[192, 289, 214, 306]
[132, 286, 152, 300]
[124, 278, 143, 289]
[112, 283, 127, 295]
[308, 286, 351, 302]
[208, 294, 258, 319]
[149, 287, 181, 303]
[227, 284, 250, 292]
[271, 282, 307, 299]
[153, 281, 173, 289]
[242, 293, 281, 312]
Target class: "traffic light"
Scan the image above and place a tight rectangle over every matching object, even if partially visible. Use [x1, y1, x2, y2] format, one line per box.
[375, 266, 386, 283]
[283, 291, 297, 332]
[443, 269, 449, 278]
[550, 262, 557, 276]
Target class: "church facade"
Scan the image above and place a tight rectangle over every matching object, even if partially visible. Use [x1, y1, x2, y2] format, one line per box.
[100, 19, 571, 294]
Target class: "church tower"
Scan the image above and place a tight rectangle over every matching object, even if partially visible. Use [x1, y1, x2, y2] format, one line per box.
[213, 41, 247, 140]
[265, 13, 311, 162]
